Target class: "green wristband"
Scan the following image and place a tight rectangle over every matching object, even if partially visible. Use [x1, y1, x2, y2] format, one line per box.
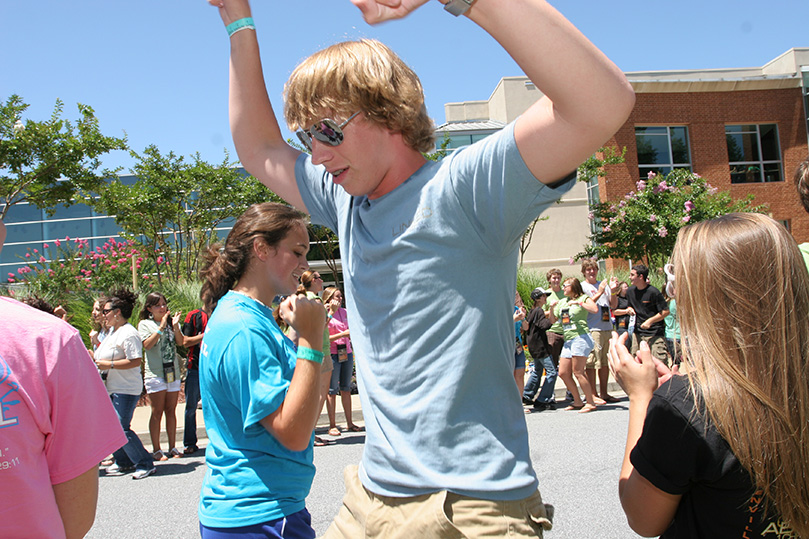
[226, 17, 255, 37]
[297, 346, 324, 364]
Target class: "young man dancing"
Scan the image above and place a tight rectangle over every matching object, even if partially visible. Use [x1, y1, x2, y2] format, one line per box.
[208, 1, 634, 536]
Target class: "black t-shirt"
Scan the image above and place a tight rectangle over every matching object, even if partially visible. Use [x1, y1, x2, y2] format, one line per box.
[626, 284, 667, 336]
[631, 376, 792, 537]
[181, 309, 207, 370]
[525, 307, 551, 360]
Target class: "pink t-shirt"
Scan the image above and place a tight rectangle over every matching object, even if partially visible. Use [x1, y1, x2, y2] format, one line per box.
[0, 297, 126, 539]
[328, 307, 352, 355]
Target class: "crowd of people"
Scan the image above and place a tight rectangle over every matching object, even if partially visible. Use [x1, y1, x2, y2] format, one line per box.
[520, 261, 678, 415]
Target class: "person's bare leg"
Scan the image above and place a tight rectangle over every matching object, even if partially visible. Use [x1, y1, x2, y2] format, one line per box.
[149, 391, 166, 455]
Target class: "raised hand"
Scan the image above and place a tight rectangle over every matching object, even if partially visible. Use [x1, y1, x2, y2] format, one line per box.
[208, 0, 252, 26]
[350, 0, 432, 25]
[608, 332, 658, 400]
[280, 295, 327, 345]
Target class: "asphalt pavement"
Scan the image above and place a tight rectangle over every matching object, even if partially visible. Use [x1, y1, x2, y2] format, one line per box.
[91, 382, 642, 538]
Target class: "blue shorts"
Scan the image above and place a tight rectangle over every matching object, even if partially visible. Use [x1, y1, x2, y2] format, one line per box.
[515, 348, 526, 370]
[560, 334, 595, 358]
[200, 508, 314, 539]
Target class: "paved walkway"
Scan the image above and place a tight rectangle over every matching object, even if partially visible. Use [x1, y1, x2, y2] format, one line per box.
[130, 394, 366, 448]
[131, 381, 624, 449]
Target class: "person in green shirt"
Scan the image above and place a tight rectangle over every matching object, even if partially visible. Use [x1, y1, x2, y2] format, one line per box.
[548, 277, 599, 413]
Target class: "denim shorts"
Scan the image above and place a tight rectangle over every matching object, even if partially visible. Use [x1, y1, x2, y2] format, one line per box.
[560, 334, 595, 358]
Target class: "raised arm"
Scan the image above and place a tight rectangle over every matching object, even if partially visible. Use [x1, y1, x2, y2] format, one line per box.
[210, 0, 306, 209]
[352, 0, 635, 185]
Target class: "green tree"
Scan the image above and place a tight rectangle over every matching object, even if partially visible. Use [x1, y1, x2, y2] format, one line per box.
[91, 147, 278, 283]
[0, 94, 127, 220]
[576, 169, 767, 270]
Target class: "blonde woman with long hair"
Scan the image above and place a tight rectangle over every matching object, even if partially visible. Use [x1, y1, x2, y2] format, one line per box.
[609, 212, 809, 537]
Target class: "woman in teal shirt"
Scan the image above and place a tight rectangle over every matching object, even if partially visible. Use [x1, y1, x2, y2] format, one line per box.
[549, 277, 599, 413]
[197, 202, 326, 538]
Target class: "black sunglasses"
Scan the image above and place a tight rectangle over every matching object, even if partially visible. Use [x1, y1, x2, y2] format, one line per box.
[296, 111, 361, 152]
[102, 308, 116, 314]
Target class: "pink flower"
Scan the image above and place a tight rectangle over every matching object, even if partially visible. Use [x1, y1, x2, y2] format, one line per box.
[568, 257, 575, 265]
[65, 236, 70, 242]
[649, 214, 657, 222]
[684, 200, 695, 212]
[38, 256, 46, 263]
[110, 265, 117, 270]
[157, 256, 164, 265]
[25, 253, 30, 258]
[603, 225, 611, 232]
[54, 239, 61, 247]
[647, 171, 657, 179]
[7, 277, 15, 283]
[91, 264, 97, 268]
[7, 273, 14, 278]
[33, 249, 38, 254]
[43, 243, 49, 249]
[658, 227, 668, 238]
[636, 180, 647, 191]
[682, 215, 691, 223]
[588, 211, 595, 220]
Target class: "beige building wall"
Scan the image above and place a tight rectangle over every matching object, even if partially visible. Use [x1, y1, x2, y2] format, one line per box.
[444, 77, 593, 275]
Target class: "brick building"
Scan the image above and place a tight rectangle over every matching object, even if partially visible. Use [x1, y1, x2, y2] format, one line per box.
[438, 48, 809, 274]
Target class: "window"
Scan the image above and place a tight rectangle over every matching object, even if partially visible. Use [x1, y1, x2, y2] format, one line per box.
[635, 126, 691, 178]
[726, 124, 783, 183]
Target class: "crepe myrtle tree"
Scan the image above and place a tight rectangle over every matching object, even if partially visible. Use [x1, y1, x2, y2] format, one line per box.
[0, 94, 127, 220]
[576, 168, 767, 270]
[90, 146, 278, 283]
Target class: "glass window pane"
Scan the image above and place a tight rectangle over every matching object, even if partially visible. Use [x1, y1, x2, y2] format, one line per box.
[635, 126, 667, 135]
[5, 221, 43, 243]
[636, 133, 671, 165]
[6, 203, 43, 224]
[732, 132, 760, 162]
[730, 164, 761, 183]
[759, 124, 780, 161]
[726, 133, 745, 162]
[670, 127, 690, 164]
[763, 163, 783, 182]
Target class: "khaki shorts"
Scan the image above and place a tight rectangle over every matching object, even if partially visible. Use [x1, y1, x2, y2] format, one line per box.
[586, 330, 611, 369]
[630, 334, 670, 367]
[322, 465, 553, 539]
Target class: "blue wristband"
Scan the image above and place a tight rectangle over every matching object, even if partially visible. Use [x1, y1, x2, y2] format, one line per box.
[297, 346, 324, 364]
[226, 17, 255, 37]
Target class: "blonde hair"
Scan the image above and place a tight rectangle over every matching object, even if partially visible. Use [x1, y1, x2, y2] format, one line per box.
[673, 212, 809, 534]
[284, 39, 435, 153]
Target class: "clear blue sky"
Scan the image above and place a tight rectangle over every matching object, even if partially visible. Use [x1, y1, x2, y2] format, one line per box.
[2, 1, 807, 172]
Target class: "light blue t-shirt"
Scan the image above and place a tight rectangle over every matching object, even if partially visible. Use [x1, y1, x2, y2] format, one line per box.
[296, 122, 574, 500]
[197, 291, 314, 527]
[664, 298, 680, 340]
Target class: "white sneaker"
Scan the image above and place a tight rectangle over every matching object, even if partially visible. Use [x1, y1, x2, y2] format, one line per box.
[132, 468, 156, 480]
[106, 463, 135, 475]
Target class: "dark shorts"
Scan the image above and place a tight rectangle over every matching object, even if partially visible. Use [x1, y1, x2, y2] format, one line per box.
[200, 508, 314, 539]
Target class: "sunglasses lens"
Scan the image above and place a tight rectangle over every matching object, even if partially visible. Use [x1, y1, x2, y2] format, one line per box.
[296, 130, 313, 151]
[312, 119, 343, 146]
